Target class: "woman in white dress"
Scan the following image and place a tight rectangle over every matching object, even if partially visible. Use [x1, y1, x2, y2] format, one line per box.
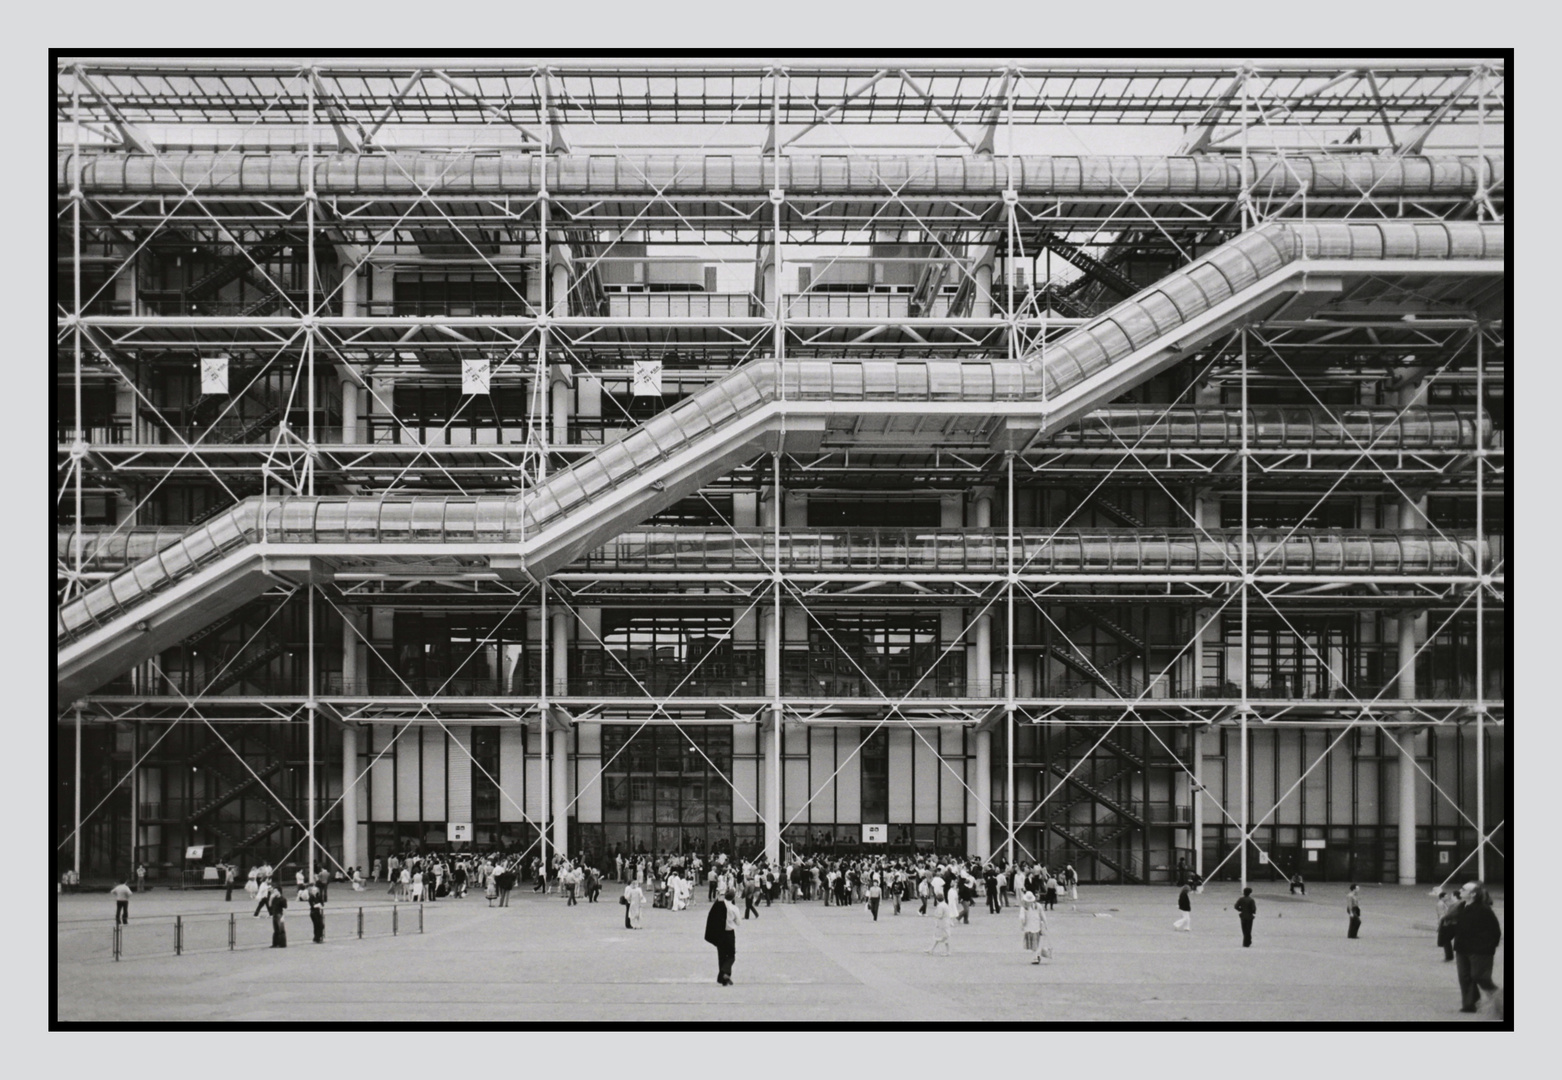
[627, 880, 646, 928]
[672, 873, 691, 911]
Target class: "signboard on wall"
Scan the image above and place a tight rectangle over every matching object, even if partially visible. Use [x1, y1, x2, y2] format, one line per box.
[448, 822, 472, 842]
[632, 359, 663, 397]
[199, 355, 229, 395]
[461, 359, 490, 395]
[184, 845, 206, 859]
[862, 824, 887, 844]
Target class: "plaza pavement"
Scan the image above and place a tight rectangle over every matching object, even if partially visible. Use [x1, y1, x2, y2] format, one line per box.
[54, 881, 1505, 1023]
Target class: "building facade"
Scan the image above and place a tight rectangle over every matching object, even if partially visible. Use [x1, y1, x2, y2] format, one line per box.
[57, 58, 1506, 887]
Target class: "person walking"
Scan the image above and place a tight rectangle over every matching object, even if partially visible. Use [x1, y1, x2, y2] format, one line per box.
[267, 883, 288, 948]
[1452, 881, 1502, 1016]
[743, 878, 760, 920]
[1173, 883, 1193, 932]
[867, 880, 882, 922]
[1436, 889, 1459, 962]
[627, 879, 646, 929]
[926, 890, 955, 956]
[1020, 891, 1050, 963]
[223, 864, 235, 903]
[109, 879, 132, 925]
[307, 882, 326, 944]
[1234, 887, 1256, 948]
[1065, 864, 1078, 902]
[705, 888, 739, 986]
[135, 863, 147, 893]
[985, 866, 1002, 914]
[1346, 884, 1362, 939]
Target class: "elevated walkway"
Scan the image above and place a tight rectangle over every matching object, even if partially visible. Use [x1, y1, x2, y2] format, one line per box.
[57, 220, 1504, 702]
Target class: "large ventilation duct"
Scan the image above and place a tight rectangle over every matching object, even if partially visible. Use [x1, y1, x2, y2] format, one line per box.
[58, 150, 1502, 200]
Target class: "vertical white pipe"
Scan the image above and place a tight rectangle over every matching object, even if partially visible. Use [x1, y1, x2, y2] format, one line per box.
[1239, 328, 1249, 889]
[74, 706, 83, 877]
[552, 718, 569, 859]
[71, 74, 84, 594]
[1475, 328, 1486, 879]
[1006, 453, 1016, 863]
[307, 586, 316, 878]
[341, 723, 359, 875]
[974, 730, 992, 861]
[1397, 609, 1418, 884]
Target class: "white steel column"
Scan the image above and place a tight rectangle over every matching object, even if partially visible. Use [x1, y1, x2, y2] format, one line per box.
[340, 262, 359, 444]
[1475, 328, 1487, 879]
[1397, 608, 1418, 884]
[766, 67, 784, 869]
[306, 585, 317, 879]
[341, 723, 359, 873]
[551, 716, 569, 858]
[73, 706, 83, 878]
[1239, 328, 1250, 889]
[70, 76, 84, 598]
[1005, 453, 1016, 863]
[304, 73, 319, 881]
[551, 611, 569, 698]
[1396, 380, 1427, 886]
[974, 731, 993, 861]
[1191, 725, 1205, 876]
[340, 609, 360, 872]
[129, 726, 138, 879]
[550, 608, 569, 858]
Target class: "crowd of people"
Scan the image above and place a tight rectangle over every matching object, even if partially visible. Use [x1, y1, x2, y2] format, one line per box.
[84, 844, 1504, 1018]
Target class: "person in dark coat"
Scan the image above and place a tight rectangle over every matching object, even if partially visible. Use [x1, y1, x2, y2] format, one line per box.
[307, 882, 326, 944]
[705, 889, 738, 986]
[1452, 881, 1502, 1015]
[1234, 887, 1256, 947]
[267, 885, 288, 947]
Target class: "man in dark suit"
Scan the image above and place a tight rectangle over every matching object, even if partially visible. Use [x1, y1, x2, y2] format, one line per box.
[1234, 887, 1256, 947]
[268, 884, 288, 947]
[704, 889, 738, 986]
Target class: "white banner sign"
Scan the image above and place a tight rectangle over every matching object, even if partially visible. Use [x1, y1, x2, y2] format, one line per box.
[632, 359, 663, 397]
[200, 356, 229, 395]
[184, 845, 207, 859]
[448, 822, 473, 842]
[461, 359, 490, 395]
[862, 824, 887, 844]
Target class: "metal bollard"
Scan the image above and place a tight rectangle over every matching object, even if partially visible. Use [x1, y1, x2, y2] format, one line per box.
[229, 913, 236, 951]
[357, 907, 364, 939]
[112, 923, 121, 962]
[175, 915, 183, 956]
[392, 904, 398, 936]
[419, 903, 425, 933]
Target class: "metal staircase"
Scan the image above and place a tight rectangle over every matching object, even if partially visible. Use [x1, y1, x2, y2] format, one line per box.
[1037, 231, 1141, 298]
[185, 230, 298, 301]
